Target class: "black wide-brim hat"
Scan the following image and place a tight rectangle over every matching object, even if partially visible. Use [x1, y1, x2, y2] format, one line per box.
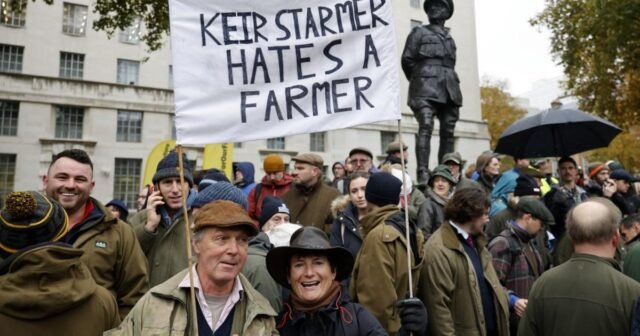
[266, 226, 354, 289]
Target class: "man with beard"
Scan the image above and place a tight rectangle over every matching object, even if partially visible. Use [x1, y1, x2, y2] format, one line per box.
[43, 149, 148, 318]
[282, 153, 341, 233]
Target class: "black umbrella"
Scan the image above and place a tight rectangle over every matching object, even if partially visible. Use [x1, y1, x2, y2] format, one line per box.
[495, 107, 622, 158]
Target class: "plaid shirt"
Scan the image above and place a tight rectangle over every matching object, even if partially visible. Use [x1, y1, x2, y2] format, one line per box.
[488, 223, 544, 299]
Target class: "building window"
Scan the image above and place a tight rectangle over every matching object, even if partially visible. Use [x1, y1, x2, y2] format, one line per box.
[267, 137, 285, 150]
[113, 158, 141, 210]
[0, 100, 18, 136]
[117, 110, 142, 142]
[234, 142, 242, 148]
[380, 131, 396, 154]
[410, 19, 422, 28]
[59, 52, 84, 79]
[0, 153, 16, 201]
[119, 18, 141, 44]
[168, 65, 173, 89]
[117, 59, 140, 85]
[0, 43, 23, 73]
[62, 2, 88, 36]
[410, 0, 420, 8]
[310, 132, 326, 152]
[1, 0, 27, 27]
[55, 106, 84, 139]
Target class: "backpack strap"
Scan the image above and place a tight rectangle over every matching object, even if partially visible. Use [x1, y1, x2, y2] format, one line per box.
[253, 183, 263, 211]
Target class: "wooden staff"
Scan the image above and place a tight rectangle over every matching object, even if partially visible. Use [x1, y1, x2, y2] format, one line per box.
[397, 119, 414, 298]
[176, 145, 198, 335]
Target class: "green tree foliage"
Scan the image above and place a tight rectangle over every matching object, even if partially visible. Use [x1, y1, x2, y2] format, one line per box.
[17, 0, 169, 52]
[532, 0, 640, 171]
[480, 79, 527, 150]
[93, 0, 169, 52]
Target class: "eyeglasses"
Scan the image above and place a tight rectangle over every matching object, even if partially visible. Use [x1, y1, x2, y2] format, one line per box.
[351, 159, 371, 164]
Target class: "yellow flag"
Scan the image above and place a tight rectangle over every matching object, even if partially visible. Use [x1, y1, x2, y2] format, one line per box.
[202, 144, 234, 179]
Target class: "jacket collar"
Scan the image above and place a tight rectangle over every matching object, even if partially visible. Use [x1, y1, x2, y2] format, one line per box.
[360, 204, 399, 236]
[570, 253, 621, 271]
[151, 268, 277, 317]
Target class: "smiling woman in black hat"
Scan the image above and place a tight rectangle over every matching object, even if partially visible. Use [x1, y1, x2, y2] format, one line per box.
[266, 226, 386, 335]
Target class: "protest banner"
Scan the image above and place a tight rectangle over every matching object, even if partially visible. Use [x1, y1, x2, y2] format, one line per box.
[169, 0, 401, 145]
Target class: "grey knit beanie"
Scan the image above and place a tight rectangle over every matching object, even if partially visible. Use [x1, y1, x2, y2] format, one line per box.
[192, 182, 247, 210]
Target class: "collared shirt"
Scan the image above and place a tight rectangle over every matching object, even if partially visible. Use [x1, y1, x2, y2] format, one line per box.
[179, 264, 244, 332]
[449, 220, 469, 240]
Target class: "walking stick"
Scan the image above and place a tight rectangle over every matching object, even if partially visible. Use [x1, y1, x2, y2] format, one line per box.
[397, 120, 414, 298]
[176, 145, 198, 335]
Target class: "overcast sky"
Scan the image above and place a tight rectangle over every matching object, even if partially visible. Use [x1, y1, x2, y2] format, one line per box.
[474, 0, 564, 96]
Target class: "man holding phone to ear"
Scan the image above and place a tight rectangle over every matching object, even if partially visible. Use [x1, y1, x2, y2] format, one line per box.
[130, 150, 198, 287]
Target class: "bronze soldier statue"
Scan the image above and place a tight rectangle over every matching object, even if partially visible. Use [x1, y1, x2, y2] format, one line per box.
[402, 0, 462, 184]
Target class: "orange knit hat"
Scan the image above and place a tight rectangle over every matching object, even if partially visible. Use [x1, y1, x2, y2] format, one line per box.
[263, 154, 285, 173]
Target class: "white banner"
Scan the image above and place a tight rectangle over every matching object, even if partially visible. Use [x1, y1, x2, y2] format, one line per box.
[169, 0, 400, 145]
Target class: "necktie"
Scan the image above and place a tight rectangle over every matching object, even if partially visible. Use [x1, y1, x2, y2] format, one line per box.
[466, 235, 475, 248]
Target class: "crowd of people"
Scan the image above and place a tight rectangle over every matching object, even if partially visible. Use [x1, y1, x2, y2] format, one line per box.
[1, 143, 640, 336]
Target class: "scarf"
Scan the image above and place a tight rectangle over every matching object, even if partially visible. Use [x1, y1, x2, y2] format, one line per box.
[291, 280, 341, 313]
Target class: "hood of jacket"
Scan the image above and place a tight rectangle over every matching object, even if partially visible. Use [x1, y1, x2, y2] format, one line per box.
[260, 173, 293, 188]
[0, 244, 97, 319]
[235, 162, 256, 185]
[360, 204, 399, 237]
[330, 195, 352, 217]
[248, 232, 273, 257]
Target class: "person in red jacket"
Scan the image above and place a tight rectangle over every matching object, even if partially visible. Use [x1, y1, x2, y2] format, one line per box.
[248, 154, 293, 224]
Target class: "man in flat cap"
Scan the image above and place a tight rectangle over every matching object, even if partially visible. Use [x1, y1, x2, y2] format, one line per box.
[108, 200, 277, 335]
[282, 153, 341, 233]
[380, 141, 409, 167]
[488, 198, 553, 335]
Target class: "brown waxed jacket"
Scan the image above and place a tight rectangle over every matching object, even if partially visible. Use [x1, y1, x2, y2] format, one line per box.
[419, 222, 510, 336]
[0, 244, 120, 335]
[282, 179, 341, 233]
[71, 198, 149, 319]
[350, 204, 425, 335]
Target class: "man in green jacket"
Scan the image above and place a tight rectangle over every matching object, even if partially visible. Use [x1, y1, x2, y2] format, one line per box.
[621, 214, 640, 281]
[519, 199, 640, 336]
[107, 200, 278, 335]
[43, 149, 148, 318]
[282, 153, 341, 233]
[130, 150, 197, 287]
[350, 172, 427, 335]
[420, 187, 510, 336]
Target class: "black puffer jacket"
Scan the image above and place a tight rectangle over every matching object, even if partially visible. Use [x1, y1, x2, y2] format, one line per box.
[277, 290, 387, 336]
[329, 196, 363, 258]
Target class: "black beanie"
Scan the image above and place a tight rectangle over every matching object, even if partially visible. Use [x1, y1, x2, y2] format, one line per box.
[514, 175, 541, 197]
[152, 150, 194, 186]
[259, 196, 290, 229]
[365, 172, 402, 207]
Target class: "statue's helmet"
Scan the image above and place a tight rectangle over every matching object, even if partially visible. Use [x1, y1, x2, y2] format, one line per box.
[423, 0, 454, 20]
